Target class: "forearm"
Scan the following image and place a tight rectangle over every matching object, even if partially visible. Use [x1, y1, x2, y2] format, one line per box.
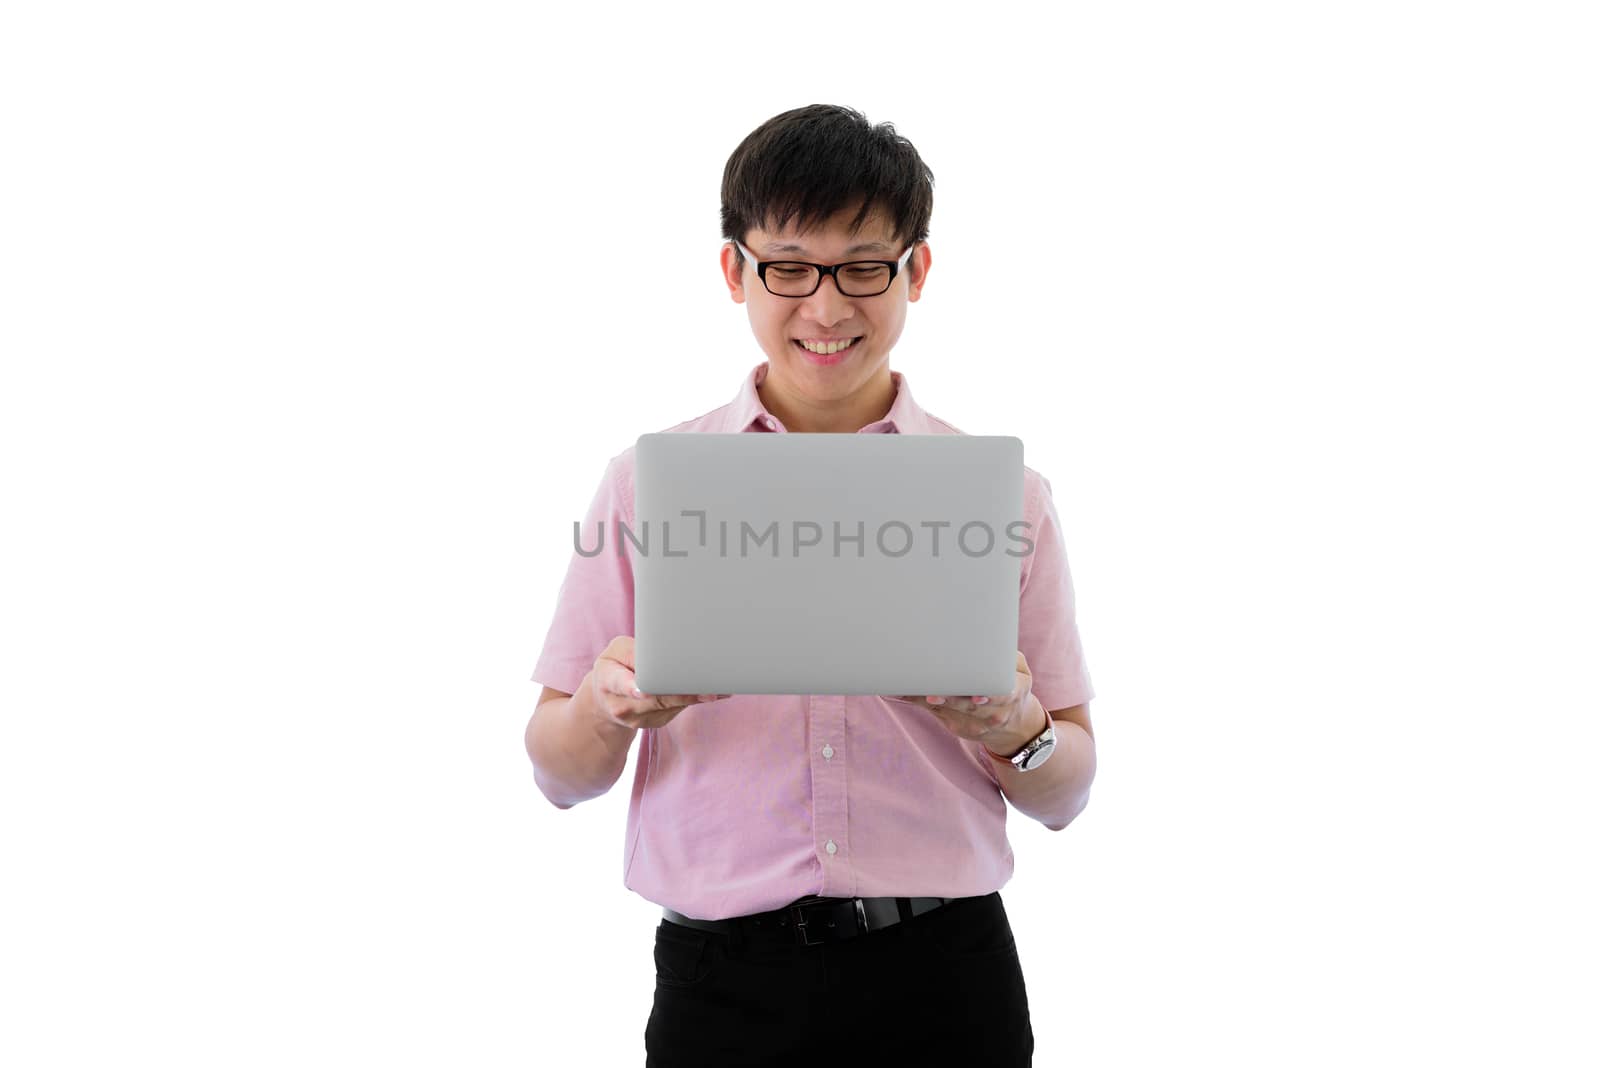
[525, 674, 639, 809]
[987, 695, 1096, 831]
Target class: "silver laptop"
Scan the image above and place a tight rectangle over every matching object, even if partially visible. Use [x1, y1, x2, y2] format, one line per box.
[632, 433, 1025, 696]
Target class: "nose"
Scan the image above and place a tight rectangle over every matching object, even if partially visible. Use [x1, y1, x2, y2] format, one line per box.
[798, 271, 853, 326]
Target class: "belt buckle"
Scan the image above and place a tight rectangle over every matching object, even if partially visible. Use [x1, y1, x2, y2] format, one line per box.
[791, 897, 867, 946]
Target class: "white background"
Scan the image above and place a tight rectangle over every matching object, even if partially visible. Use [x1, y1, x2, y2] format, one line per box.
[3, 2, 1596, 1065]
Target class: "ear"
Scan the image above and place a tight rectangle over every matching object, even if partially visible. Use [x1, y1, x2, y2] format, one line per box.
[721, 242, 747, 304]
[907, 242, 931, 303]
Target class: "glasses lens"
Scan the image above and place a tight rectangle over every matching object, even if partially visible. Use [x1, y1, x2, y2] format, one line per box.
[837, 263, 892, 296]
[764, 263, 820, 296]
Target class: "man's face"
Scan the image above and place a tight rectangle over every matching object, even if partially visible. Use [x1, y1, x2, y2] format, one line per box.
[721, 204, 930, 402]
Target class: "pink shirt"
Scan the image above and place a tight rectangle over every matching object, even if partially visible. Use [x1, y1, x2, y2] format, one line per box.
[532, 361, 1094, 921]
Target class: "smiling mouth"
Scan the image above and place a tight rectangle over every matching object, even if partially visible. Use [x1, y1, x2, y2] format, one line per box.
[793, 337, 861, 356]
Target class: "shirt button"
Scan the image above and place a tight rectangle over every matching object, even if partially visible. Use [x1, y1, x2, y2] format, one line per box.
[763, 416, 775, 429]
[825, 840, 838, 855]
[821, 744, 834, 759]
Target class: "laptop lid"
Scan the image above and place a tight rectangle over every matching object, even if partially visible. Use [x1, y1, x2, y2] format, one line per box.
[632, 432, 1025, 696]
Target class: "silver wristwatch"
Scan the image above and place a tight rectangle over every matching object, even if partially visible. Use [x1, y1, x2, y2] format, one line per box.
[992, 716, 1056, 772]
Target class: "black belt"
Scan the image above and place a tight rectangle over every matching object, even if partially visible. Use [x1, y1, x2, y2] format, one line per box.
[663, 895, 956, 947]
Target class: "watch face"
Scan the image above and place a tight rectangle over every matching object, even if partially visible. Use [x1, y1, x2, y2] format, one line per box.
[1022, 737, 1055, 769]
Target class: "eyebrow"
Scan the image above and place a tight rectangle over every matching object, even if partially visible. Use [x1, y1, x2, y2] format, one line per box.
[762, 241, 894, 256]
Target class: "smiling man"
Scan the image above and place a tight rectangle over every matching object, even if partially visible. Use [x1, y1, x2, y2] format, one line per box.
[525, 104, 1097, 1067]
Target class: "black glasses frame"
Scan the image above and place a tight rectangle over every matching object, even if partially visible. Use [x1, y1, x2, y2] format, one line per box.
[733, 239, 917, 298]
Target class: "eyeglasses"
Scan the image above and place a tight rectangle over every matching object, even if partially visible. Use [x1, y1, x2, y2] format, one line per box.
[734, 239, 916, 298]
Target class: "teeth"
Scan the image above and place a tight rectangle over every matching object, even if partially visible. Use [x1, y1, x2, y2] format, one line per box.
[800, 337, 857, 355]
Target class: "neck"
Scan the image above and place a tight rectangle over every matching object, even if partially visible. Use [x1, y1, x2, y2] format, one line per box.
[758, 363, 896, 434]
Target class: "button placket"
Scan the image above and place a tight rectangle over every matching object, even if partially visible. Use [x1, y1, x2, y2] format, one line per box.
[811, 695, 850, 889]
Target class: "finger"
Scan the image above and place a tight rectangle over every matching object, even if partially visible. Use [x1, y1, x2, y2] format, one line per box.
[596, 652, 636, 691]
[600, 664, 640, 700]
[624, 681, 685, 703]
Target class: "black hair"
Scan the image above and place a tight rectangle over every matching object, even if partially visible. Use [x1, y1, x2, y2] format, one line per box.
[721, 104, 934, 269]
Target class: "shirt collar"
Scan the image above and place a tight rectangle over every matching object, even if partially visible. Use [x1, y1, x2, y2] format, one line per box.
[726, 360, 931, 435]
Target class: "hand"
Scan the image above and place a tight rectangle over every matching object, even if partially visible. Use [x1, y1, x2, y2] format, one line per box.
[896, 650, 1042, 758]
[586, 636, 732, 731]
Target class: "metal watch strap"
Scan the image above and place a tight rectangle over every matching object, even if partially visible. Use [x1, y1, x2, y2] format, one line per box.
[992, 715, 1055, 771]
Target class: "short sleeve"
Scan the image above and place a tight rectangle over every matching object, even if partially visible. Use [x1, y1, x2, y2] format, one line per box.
[530, 453, 636, 695]
[1017, 471, 1095, 711]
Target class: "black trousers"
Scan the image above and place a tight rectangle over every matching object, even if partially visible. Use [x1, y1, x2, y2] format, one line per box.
[644, 890, 1033, 1067]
